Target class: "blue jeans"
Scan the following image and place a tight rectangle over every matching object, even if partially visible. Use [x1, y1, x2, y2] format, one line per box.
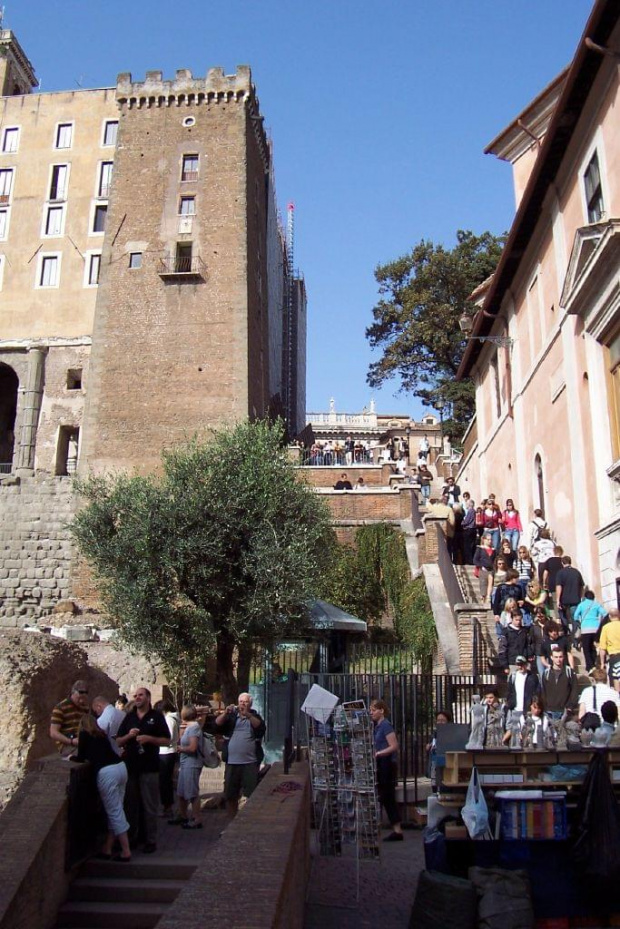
[421, 484, 431, 503]
[488, 528, 501, 552]
[504, 529, 520, 551]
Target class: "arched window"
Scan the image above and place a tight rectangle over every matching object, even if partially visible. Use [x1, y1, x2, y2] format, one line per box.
[0, 363, 18, 473]
[534, 453, 545, 517]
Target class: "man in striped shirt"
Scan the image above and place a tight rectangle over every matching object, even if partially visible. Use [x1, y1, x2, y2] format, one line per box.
[49, 680, 90, 752]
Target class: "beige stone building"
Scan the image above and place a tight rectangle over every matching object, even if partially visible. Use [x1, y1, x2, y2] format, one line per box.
[0, 29, 305, 620]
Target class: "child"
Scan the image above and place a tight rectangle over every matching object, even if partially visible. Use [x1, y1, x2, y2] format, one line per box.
[426, 709, 452, 791]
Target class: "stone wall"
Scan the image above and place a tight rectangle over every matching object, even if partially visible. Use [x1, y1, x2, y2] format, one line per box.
[0, 474, 78, 624]
[158, 761, 311, 929]
[0, 630, 117, 777]
[0, 755, 76, 929]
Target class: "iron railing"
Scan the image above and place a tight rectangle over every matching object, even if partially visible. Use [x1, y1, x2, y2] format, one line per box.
[279, 672, 495, 809]
[298, 449, 374, 467]
[158, 256, 206, 277]
[0, 463, 11, 474]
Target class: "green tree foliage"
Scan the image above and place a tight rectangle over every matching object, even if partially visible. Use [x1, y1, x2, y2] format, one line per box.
[71, 420, 333, 700]
[366, 229, 504, 441]
[322, 524, 436, 670]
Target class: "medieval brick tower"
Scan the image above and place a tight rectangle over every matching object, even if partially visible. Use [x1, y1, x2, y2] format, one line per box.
[82, 68, 288, 474]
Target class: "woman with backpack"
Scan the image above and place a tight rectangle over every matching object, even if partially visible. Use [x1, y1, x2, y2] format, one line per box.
[169, 704, 203, 830]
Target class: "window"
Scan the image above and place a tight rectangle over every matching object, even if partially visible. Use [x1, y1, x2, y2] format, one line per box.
[39, 255, 59, 287]
[0, 209, 8, 240]
[87, 253, 101, 285]
[534, 454, 545, 517]
[103, 120, 118, 147]
[179, 196, 196, 215]
[490, 352, 501, 419]
[0, 255, 4, 291]
[44, 205, 64, 237]
[129, 252, 142, 269]
[66, 369, 82, 390]
[584, 151, 604, 223]
[181, 154, 199, 181]
[2, 128, 19, 153]
[98, 161, 113, 198]
[175, 243, 193, 272]
[49, 165, 68, 201]
[0, 169, 13, 203]
[55, 123, 73, 149]
[92, 204, 107, 233]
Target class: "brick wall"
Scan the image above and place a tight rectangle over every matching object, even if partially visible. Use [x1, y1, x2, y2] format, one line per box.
[301, 464, 395, 488]
[158, 761, 311, 929]
[81, 70, 271, 475]
[320, 487, 414, 521]
[0, 755, 74, 929]
[454, 604, 497, 674]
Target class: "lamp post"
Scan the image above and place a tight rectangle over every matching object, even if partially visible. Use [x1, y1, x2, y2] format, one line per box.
[405, 424, 411, 461]
[435, 399, 445, 449]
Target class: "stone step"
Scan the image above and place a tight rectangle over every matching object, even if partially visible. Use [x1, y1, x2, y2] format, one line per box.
[79, 856, 199, 882]
[55, 901, 167, 928]
[69, 876, 185, 904]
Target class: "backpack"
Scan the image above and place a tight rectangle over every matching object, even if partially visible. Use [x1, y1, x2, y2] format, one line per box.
[198, 731, 221, 769]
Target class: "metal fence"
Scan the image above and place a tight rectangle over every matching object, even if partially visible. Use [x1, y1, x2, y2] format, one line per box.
[277, 671, 495, 809]
[249, 641, 426, 683]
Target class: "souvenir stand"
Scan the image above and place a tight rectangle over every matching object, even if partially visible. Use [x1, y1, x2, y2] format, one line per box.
[303, 686, 380, 906]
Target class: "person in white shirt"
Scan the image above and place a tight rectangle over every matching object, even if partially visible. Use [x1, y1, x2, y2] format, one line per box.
[578, 669, 620, 724]
[92, 695, 126, 756]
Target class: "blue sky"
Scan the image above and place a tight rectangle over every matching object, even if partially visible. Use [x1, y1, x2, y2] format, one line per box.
[11, 1, 590, 419]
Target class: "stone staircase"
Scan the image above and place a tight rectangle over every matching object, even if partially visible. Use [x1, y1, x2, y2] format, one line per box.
[54, 857, 197, 929]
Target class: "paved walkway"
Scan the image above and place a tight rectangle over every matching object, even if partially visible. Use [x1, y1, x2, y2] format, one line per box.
[129, 765, 229, 861]
[305, 827, 424, 929]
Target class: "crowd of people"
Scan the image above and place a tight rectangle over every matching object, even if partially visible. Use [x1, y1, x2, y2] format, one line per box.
[50, 684, 266, 861]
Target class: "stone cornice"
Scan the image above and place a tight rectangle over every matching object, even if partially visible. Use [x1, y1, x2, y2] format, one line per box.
[560, 218, 620, 340]
[0, 30, 38, 90]
[0, 337, 92, 351]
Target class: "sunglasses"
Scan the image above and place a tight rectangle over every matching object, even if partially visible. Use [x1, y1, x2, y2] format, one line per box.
[76, 690, 89, 695]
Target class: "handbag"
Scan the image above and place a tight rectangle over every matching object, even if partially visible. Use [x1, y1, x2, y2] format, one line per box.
[198, 732, 221, 768]
[581, 685, 600, 731]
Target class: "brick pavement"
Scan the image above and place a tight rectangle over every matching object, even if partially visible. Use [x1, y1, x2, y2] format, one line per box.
[304, 828, 425, 929]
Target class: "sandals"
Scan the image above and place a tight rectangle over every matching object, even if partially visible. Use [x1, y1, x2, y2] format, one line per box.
[181, 820, 203, 830]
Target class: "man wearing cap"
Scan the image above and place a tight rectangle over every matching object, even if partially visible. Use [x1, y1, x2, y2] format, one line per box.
[505, 657, 539, 717]
[541, 647, 579, 719]
[50, 680, 90, 752]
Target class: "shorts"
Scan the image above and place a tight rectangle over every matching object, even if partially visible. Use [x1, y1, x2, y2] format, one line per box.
[609, 655, 620, 681]
[224, 762, 259, 802]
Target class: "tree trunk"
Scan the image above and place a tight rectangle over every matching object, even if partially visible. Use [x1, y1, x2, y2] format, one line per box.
[236, 641, 253, 694]
[216, 632, 238, 704]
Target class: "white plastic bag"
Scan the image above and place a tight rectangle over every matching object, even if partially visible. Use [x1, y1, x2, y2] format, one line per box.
[461, 767, 490, 839]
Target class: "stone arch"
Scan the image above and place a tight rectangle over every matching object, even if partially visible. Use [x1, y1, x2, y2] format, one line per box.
[0, 363, 18, 472]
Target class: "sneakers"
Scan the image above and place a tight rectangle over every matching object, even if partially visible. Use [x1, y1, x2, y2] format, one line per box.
[182, 819, 203, 830]
[383, 832, 404, 842]
[167, 816, 188, 826]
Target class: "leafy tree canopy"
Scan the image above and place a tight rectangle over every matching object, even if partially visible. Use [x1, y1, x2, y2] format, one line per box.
[321, 524, 437, 670]
[366, 229, 504, 441]
[71, 420, 334, 699]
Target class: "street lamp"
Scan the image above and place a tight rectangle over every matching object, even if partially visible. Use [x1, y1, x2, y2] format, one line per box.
[435, 398, 445, 446]
[405, 424, 411, 461]
[458, 311, 513, 348]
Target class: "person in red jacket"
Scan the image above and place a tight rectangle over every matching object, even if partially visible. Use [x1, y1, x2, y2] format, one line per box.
[502, 499, 523, 552]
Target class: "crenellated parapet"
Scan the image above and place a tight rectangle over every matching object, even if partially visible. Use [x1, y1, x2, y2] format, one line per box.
[115, 65, 269, 168]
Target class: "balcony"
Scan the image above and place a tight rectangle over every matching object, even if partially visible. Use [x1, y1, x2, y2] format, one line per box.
[158, 256, 206, 279]
[181, 171, 199, 182]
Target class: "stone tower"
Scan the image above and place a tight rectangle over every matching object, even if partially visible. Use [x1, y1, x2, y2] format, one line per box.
[0, 30, 37, 96]
[81, 67, 278, 474]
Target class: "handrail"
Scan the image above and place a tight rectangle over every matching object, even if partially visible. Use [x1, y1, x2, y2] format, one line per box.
[434, 521, 464, 615]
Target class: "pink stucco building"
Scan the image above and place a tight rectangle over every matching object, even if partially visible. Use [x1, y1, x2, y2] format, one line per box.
[457, 0, 619, 608]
